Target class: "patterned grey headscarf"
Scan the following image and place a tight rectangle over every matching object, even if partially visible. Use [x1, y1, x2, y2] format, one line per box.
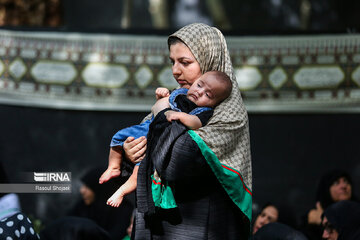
[169, 23, 252, 191]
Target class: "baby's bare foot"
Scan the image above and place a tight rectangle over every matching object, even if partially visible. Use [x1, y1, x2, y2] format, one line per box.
[99, 168, 120, 184]
[106, 188, 124, 208]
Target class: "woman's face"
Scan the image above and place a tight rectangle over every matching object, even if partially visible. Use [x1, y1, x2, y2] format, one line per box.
[80, 185, 95, 205]
[322, 216, 339, 240]
[252, 205, 279, 234]
[169, 42, 202, 89]
[330, 177, 352, 202]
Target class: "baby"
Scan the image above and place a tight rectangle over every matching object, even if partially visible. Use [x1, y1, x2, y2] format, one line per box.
[103, 71, 232, 207]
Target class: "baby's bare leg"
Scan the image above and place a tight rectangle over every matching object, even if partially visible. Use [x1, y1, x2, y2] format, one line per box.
[107, 165, 139, 207]
[99, 146, 123, 184]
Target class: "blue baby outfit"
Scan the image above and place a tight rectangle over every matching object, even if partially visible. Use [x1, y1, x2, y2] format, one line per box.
[110, 88, 212, 148]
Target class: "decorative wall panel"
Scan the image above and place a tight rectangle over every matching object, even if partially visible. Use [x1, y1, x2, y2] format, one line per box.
[0, 30, 360, 112]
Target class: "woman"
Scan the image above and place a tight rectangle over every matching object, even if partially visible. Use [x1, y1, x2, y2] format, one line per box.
[68, 168, 134, 240]
[124, 23, 252, 239]
[322, 200, 360, 240]
[252, 203, 279, 235]
[253, 222, 308, 240]
[302, 169, 357, 240]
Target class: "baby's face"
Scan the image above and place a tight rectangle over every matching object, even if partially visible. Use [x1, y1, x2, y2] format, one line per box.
[187, 73, 226, 108]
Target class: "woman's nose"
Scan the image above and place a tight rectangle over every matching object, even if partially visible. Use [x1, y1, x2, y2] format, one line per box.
[172, 63, 181, 75]
[322, 230, 330, 239]
[339, 179, 349, 188]
[80, 186, 86, 194]
[258, 217, 266, 225]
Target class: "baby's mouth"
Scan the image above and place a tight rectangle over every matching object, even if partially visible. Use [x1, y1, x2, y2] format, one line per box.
[189, 94, 197, 100]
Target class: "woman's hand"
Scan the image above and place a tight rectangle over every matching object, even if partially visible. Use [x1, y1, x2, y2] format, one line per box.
[123, 136, 147, 164]
[307, 201, 323, 225]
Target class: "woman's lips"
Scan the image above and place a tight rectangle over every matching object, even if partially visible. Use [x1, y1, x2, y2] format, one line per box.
[177, 79, 187, 84]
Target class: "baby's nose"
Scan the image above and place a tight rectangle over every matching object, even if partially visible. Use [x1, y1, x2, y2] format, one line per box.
[197, 89, 204, 95]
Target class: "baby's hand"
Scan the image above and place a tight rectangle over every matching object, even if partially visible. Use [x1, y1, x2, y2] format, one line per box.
[156, 87, 170, 100]
[165, 110, 180, 122]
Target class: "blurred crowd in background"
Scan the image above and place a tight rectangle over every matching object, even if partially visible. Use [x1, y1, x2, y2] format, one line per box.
[0, 0, 360, 33]
[1, 160, 359, 239]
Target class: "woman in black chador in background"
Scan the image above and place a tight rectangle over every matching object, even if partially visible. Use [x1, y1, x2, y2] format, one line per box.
[302, 169, 357, 240]
[68, 167, 134, 240]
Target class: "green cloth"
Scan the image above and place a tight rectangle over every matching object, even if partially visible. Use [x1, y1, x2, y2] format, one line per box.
[189, 130, 252, 221]
[151, 174, 177, 209]
[122, 235, 131, 240]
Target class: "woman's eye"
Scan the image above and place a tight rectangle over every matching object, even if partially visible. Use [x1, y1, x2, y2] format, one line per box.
[181, 62, 189, 66]
[344, 179, 349, 184]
